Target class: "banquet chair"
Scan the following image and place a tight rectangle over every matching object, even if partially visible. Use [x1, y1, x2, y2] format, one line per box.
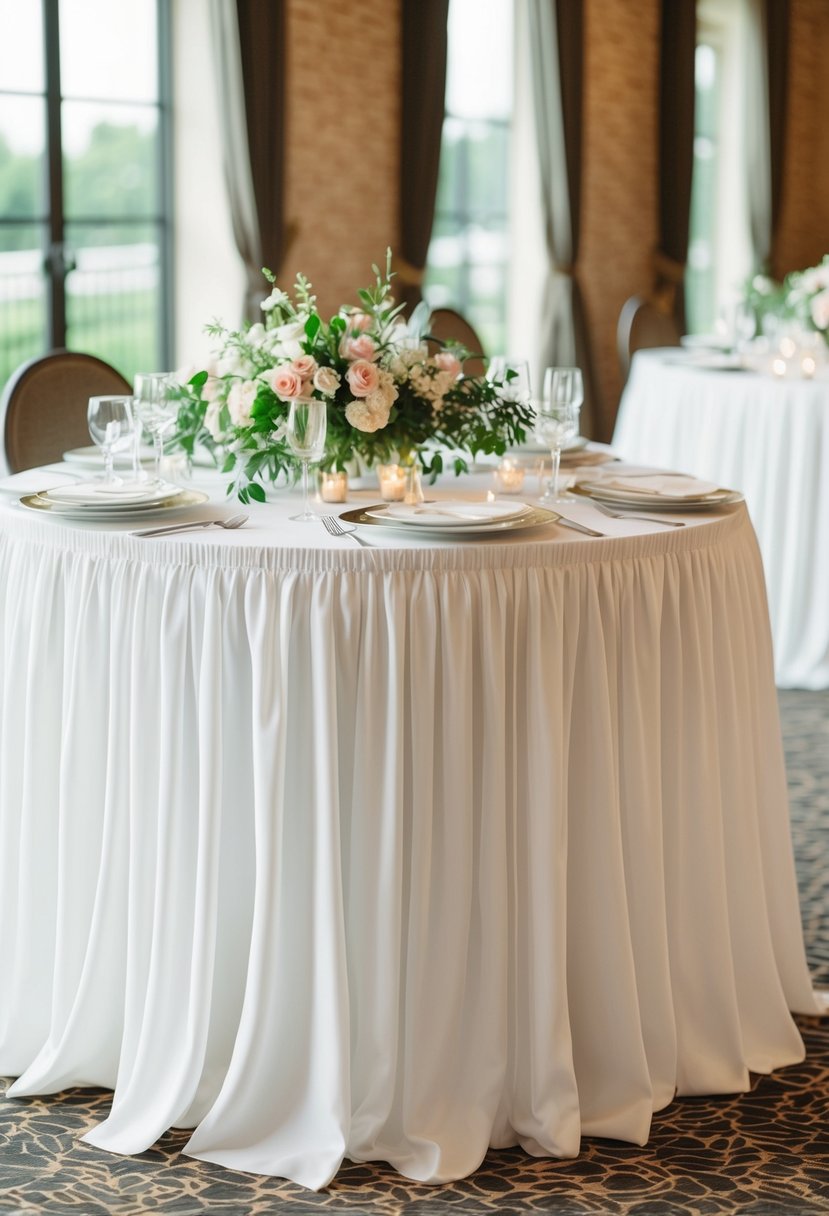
[427, 307, 486, 376]
[1, 350, 131, 472]
[617, 295, 681, 382]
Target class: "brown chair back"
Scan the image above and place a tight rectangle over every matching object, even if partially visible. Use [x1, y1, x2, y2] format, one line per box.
[1, 350, 132, 472]
[617, 295, 681, 381]
[427, 307, 486, 377]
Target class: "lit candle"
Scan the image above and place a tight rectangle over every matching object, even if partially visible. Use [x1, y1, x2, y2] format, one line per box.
[801, 355, 816, 379]
[378, 463, 407, 501]
[319, 470, 348, 503]
[772, 357, 787, 377]
[779, 335, 797, 359]
[494, 457, 525, 494]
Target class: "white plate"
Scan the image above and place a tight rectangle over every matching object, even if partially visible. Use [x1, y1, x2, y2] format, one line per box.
[20, 488, 210, 521]
[341, 503, 560, 537]
[366, 500, 532, 528]
[574, 485, 743, 512]
[62, 446, 218, 470]
[44, 479, 181, 508]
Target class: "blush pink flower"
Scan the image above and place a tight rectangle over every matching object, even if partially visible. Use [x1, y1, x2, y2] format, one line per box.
[344, 310, 374, 333]
[266, 366, 304, 400]
[346, 359, 381, 398]
[340, 333, 378, 362]
[290, 355, 318, 380]
[433, 351, 463, 379]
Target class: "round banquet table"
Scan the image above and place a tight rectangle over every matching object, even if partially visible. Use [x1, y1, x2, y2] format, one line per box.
[613, 348, 829, 690]
[0, 467, 824, 1191]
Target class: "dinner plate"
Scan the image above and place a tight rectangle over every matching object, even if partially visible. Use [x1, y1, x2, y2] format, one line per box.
[509, 435, 588, 457]
[572, 484, 743, 511]
[62, 445, 217, 470]
[365, 500, 533, 528]
[44, 479, 181, 508]
[19, 488, 210, 521]
[340, 503, 560, 537]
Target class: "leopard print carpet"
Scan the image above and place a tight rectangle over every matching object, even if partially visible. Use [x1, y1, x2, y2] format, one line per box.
[2, 691, 827, 1216]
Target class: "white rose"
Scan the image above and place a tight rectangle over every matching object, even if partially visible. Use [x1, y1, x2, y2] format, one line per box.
[313, 365, 341, 396]
[227, 379, 258, 427]
[246, 322, 268, 347]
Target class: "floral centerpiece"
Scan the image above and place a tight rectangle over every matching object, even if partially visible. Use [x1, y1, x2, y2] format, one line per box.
[745, 255, 829, 345]
[171, 252, 533, 503]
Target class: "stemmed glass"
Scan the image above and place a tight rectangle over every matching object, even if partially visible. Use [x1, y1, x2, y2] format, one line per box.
[87, 395, 135, 485]
[133, 372, 176, 483]
[536, 366, 583, 503]
[285, 397, 327, 521]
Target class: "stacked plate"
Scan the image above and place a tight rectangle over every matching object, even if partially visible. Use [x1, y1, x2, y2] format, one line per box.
[574, 471, 742, 512]
[19, 479, 209, 522]
[339, 499, 559, 538]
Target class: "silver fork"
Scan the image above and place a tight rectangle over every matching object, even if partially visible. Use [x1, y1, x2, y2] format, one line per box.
[589, 501, 686, 528]
[132, 512, 249, 537]
[321, 514, 373, 547]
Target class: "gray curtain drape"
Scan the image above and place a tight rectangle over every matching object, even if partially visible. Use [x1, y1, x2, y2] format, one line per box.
[210, 0, 288, 321]
[528, 0, 601, 438]
[746, 0, 773, 272]
[398, 0, 449, 313]
[655, 0, 696, 333]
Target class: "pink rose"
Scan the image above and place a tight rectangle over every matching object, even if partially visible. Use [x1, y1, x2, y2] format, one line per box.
[344, 310, 374, 333]
[340, 333, 378, 362]
[291, 355, 318, 380]
[346, 359, 381, 398]
[267, 366, 304, 400]
[433, 351, 462, 379]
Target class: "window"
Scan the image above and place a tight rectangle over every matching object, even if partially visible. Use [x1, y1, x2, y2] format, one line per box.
[0, 0, 171, 387]
[424, 0, 513, 355]
[686, 0, 755, 334]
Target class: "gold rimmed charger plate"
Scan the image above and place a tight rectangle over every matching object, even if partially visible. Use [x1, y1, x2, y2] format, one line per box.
[340, 503, 561, 538]
[571, 484, 743, 512]
[20, 488, 210, 521]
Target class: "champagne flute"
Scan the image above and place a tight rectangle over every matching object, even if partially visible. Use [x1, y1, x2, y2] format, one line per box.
[133, 372, 176, 483]
[87, 395, 135, 485]
[536, 367, 583, 503]
[285, 397, 327, 521]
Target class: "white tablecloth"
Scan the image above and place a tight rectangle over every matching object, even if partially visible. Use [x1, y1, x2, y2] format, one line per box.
[613, 349, 829, 689]
[0, 470, 823, 1190]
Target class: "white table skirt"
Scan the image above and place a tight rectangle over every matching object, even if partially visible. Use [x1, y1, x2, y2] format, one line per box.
[0, 475, 822, 1190]
[613, 349, 829, 689]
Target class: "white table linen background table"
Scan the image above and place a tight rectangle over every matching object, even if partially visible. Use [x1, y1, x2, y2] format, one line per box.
[0, 468, 823, 1190]
[613, 349, 829, 689]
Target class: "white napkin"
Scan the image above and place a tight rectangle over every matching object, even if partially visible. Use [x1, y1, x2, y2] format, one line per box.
[0, 469, 80, 496]
[589, 473, 722, 499]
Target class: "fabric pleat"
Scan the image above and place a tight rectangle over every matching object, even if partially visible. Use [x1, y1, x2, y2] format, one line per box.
[0, 500, 821, 1190]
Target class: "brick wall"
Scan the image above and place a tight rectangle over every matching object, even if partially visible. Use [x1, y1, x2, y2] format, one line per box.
[280, 0, 401, 316]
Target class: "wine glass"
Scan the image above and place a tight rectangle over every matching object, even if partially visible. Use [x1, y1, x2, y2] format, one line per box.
[133, 372, 176, 482]
[285, 398, 327, 521]
[536, 367, 583, 503]
[87, 395, 135, 485]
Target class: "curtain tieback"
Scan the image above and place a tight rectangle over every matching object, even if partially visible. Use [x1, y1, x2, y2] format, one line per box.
[394, 255, 425, 286]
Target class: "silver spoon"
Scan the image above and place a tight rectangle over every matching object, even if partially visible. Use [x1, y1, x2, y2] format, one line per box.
[131, 512, 249, 537]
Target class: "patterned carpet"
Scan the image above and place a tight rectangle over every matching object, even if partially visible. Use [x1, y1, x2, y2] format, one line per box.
[1, 690, 827, 1216]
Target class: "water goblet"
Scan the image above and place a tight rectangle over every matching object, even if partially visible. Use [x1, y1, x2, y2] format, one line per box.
[285, 397, 327, 521]
[536, 366, 583, 503]
[133, 372, 176, 483]
[87, 395, 135, 485]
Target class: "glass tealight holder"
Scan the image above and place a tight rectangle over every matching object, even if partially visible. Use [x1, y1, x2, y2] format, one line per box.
[318, 469, 349, 503]
[377, 463, 407, 501]
[493, 457, 526, 494]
